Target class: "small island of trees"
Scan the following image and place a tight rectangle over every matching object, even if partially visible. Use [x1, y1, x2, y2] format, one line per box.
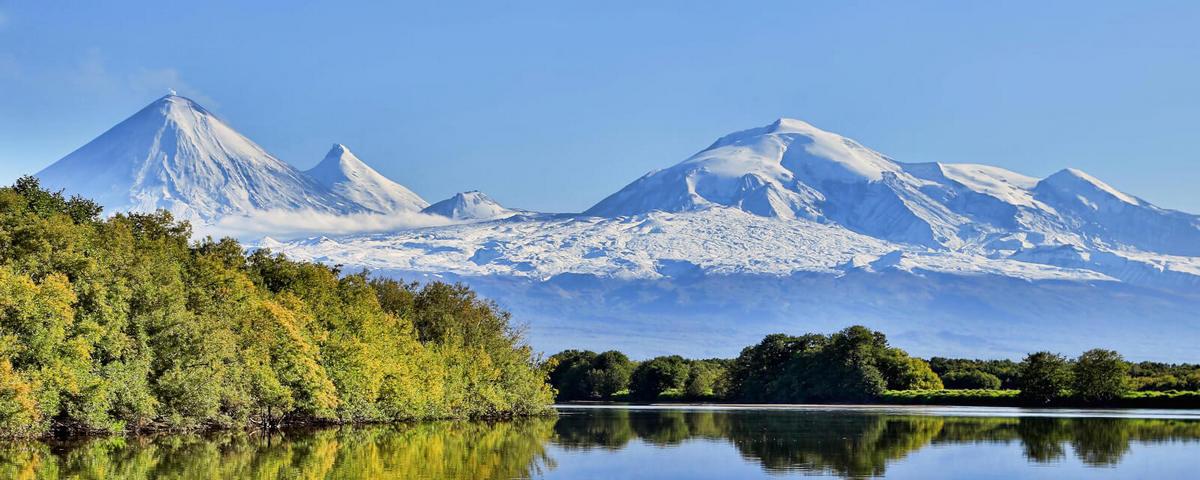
[547, 326, 1200, 408]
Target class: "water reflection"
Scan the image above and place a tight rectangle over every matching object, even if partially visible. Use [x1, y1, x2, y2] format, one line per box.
[0, 409, 1198, 479]
[551, 409, 1200, 477]
[0, 419, 556, 480]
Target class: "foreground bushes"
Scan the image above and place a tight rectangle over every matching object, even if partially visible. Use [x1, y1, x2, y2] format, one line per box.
[940, 370, 1002, 390]
[0, 178, 552, 437]
[880, 389, 1019, 406]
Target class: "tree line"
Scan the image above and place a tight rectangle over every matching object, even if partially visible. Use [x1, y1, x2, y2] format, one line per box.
[548, 325, 1187, 405]
[0, 177, 552, 437]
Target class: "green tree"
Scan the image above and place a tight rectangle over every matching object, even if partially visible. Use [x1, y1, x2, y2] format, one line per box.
[1018, 352, 1072, 405]
[941, 369, 1002, 390]
[1072, 349, 1128, 402]
[589, 351, 634, 398]
[887, 357, 944, 391]
[725, 333, 826, 402]
[546, 350, 599, 400]
[929, 357, 1019, 388]
[0, 178, 553, 437]
[684, 360, 726, 399]
[629, 356, 689, 400]
[728, 326, 934, 403]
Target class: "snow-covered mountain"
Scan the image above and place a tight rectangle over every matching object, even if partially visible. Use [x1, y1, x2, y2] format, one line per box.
[36, 95, 425, 223]
[267, 118, 1200, 360]
[30, 98, 1200, 359]
[305, 144, 429, 213]
[421, 191, 515, 220]
[587, 118, 1200, 256]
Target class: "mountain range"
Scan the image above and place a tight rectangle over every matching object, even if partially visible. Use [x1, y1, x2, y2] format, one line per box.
[36, 95, 505, 225]
[33, 95, 1200, 360]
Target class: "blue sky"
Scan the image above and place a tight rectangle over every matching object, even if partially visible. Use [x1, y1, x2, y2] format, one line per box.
[1, 1, 1198, 213]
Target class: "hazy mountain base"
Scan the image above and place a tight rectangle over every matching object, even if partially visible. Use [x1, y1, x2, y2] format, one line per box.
[371, 269, 1200, 362]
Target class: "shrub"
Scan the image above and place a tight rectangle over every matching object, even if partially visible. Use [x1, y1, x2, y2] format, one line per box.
[941, 369, 1002, 390]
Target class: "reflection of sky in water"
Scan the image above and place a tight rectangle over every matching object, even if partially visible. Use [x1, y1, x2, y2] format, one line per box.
[541, 438, 1197, 479]
[3, 406, 1198, 479]
[539, 407, 1200, 479]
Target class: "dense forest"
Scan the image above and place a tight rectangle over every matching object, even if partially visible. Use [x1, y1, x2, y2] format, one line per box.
[0, 177, 552, 437]
[548, 326, 1200, 407]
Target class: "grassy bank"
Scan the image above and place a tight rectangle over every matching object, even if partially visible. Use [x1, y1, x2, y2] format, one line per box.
[881, 389, 1200, 408]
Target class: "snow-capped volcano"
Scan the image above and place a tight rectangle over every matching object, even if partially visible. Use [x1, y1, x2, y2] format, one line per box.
[36, 95, 428, 224]
[265, 117, 1200, 360]
[586, 118, 1200, 256]
[421, 191, 514, 220]
[270, 116, 1200, 300]
[305, 144, 429, 213]
[37, 95, 336, 222]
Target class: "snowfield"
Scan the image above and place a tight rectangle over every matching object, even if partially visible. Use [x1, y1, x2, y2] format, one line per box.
[266, 207, 1117, 284]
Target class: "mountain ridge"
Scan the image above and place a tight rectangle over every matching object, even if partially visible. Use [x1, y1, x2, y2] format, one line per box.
[31, 98, 1200, 292]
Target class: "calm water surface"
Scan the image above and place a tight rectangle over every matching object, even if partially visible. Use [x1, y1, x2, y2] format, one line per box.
[2, 405, 1198, 479]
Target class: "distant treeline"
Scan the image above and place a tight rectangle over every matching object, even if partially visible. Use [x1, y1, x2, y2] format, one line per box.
[548, 325, 1200, 406]
[0, 177, 552, 438]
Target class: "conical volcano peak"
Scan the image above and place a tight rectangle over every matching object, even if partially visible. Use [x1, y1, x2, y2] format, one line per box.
[422, 190, 513, 220]
[329, 143, 352, 156]
[313, 143, 366, 172]
[304, 144, 429, 213]
[34, 93, 336, 223]
[145, 93, 216, 120]
[767, 117, 821, 134]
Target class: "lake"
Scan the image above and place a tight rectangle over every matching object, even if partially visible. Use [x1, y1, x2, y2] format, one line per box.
[2, 405, 1198, 479]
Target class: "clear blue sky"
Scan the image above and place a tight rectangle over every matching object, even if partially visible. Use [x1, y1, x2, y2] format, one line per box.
[2, 1, 1198, 213]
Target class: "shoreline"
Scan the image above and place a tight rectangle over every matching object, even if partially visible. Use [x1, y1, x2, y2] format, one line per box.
[2, 410, 559, 442]
[554, 402, 1200, 419]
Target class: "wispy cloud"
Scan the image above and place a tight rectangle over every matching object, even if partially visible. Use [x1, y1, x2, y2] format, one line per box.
[69, 48, 212, 104]
[127, 66, 216, 105]
[200, 208, 459, 240]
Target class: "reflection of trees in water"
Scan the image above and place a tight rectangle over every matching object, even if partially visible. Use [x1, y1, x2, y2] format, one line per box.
[3, 413, 1199, 479]
[551, 410, 1200, 477]
[552, 409, 636, 450]
[0, 418, 556, 480]
[724, 413, 944, 477]
[552, 410, 729, 449]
